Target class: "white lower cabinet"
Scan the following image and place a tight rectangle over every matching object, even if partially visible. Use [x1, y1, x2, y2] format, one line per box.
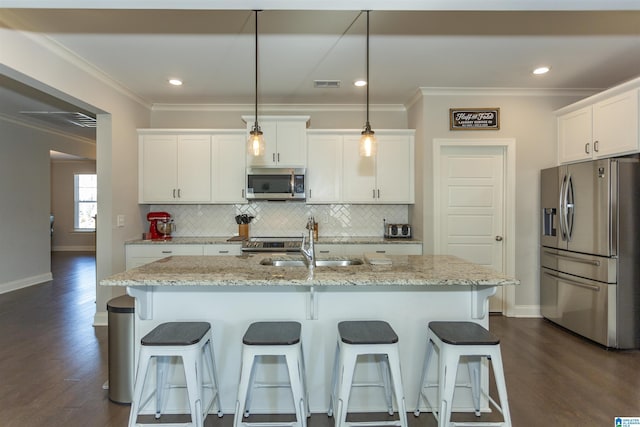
[203, 244, 242, 256]
[126, 243, 241, 270]
[316, 243, 422, 257]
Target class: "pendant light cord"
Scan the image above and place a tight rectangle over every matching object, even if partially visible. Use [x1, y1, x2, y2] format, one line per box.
[254, 10, 259, 130]
[365, 10, 370, 127]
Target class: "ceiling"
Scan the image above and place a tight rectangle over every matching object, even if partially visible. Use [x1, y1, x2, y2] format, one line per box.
[1, 4, 640, 140]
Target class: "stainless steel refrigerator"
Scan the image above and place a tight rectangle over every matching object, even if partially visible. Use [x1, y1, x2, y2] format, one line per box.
[540, 157, 640, 349]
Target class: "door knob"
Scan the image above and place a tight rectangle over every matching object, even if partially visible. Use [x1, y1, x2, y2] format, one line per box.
[495, 236, 503, 241]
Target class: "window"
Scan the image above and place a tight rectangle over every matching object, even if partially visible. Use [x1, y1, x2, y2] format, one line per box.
[74, 174, 97, 230]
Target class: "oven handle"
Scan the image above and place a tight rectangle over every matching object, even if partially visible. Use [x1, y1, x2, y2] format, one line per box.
[542, 271, 601, 292]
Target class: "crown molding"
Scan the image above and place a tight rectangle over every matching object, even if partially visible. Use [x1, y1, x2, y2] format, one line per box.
[151, 103, 407, 113]
[418, 87, 600, 97]
[1, 11, 151, 112]
[0, 112, 96, 146]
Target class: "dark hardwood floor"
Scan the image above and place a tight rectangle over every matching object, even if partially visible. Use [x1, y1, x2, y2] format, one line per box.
[1, 252, 638, 426]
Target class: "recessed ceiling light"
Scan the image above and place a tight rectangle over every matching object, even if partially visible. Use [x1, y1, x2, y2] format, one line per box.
[354, 80, 367, 87]
[532, 66, 551, 75]
[168, 78, 183, 86]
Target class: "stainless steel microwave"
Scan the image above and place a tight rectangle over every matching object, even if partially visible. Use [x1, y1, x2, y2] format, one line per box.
[246, 168, 306, 200]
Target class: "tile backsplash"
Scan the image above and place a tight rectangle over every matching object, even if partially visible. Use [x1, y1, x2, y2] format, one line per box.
[151, 203, 408, 238]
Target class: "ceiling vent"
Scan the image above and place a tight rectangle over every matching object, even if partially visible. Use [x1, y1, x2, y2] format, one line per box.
[314, 80, 341, 89]
[19, 111, 97, 128]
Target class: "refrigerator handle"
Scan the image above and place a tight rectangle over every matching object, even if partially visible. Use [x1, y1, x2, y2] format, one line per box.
[559, 174, 567, 241]
[566, 174, 575, 241]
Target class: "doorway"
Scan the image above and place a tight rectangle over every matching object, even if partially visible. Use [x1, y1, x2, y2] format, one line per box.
[433, 139, 516, 314]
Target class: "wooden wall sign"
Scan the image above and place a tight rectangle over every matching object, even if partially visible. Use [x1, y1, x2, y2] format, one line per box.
[450, 108, 500, 130]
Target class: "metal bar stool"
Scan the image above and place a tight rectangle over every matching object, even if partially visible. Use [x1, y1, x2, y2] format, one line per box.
[414, 321, 512, 427]
[234, 321, 309, 427]
[328, 320, 408, 427]
[128, 322, 223, 427]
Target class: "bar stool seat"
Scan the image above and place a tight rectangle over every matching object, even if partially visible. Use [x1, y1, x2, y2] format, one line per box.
[234, 321, 309, 427]
[128, 322, 223, 427]
[414, 321, 512, 427]
[328, 320, 408, 427]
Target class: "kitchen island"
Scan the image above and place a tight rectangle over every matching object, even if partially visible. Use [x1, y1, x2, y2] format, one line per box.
[101, 253, 518, 415]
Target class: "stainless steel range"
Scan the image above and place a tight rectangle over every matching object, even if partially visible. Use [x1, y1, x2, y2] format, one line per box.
[241, 237, 303, 253]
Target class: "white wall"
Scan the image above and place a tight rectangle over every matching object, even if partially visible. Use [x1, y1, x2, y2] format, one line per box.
[0, 118, 95, 293]
[408, 88, 593, 316]
[1, 19, 151, 323]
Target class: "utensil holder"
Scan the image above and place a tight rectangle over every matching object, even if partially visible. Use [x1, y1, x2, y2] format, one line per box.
[239, 223, 249, 239]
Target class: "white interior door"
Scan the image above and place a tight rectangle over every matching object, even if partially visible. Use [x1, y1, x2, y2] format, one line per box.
[437, 145, 506, 312]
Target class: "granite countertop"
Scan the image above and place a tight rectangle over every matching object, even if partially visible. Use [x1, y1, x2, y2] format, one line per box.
[101, 254, 519, 288]
[126, 236, 422, 245]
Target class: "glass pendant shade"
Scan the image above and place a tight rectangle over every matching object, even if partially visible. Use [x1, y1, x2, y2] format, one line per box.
[359, 123, 377, 157]
[248, 124, 265, 156]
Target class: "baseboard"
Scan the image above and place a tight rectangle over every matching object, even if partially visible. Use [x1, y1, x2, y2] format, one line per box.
[52, 245, 96, 252]
[505, 304, 541, 318]
[93, 310, 108, 327]
[0, 273, 53, 295]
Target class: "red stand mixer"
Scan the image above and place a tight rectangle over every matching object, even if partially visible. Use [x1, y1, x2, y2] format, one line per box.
[147, 211, 174, 240]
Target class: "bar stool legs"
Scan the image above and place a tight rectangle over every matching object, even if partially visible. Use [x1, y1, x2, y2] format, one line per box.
[234, 321, 309, 427]
[414, 321, 512, 427]
[128, 322, 223, 427]
[328, 321, 408, 427]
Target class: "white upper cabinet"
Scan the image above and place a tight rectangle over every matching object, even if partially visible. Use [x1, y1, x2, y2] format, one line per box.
[592, 89, 639, 158]
[211, 132, 247, 203]
[138, 130, 247, 204]
[244, 116, 309, 167]
[307, 133, 343, 203]
[342, 131, 415, 204]
[557, 79, 639, 164]
[309, 130, 415, 204]
[139, 133, 211, 203]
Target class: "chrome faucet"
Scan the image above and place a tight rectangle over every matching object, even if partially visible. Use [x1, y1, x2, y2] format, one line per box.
[300, 216, 316, 278]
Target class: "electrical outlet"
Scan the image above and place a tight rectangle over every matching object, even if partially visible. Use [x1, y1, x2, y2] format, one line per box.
[116, 214, 125, 228]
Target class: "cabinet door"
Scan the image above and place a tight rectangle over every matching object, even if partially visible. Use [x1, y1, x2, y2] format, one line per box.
[376, 135, 414, 203]
[342, 135, 377, 203]
[593, 89, 640, 158]
[307, 134, 342, 203]
[140, 134, 178, 203]
[213, 133, 247, 203]
[247, 121, 278, 167]
[314, 244, 345, 256]
[275, 121, 307, 167]
[558, 107, 593, 163]
[203, 244, 242, 256]
[176, 135, 211, 202]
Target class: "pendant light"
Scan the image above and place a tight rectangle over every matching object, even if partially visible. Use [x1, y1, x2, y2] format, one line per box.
[359, 10, 377, 157]
[248, 10, 265, 156]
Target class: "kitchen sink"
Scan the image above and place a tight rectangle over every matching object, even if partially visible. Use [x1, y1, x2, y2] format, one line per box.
[259, 257, 364, 267]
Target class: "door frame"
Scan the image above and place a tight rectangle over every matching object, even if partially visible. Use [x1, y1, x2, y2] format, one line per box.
[433, 138, 516, 316]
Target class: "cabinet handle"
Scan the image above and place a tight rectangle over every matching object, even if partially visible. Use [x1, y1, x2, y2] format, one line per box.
[319, 250, 330, 254]
[377, 189, 380, 198]
[376, 250, 387, 254]
[309, 189, 312, 198]
[277, 153, 280, 162]
[373, 189, 376, 199]
[173, 189, 176, 198]
[161, 250, 173, 254]
[218, 250, 229, 254]
[584, 143, 590, 154]
[242, 189, 245, 198]
[594, 140, 599, 152]
[177, 189, 181, 198]
[273, 153, 276, 162]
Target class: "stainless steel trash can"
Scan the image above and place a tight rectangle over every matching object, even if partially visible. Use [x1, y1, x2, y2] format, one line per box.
[107, 295, 135, 404]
